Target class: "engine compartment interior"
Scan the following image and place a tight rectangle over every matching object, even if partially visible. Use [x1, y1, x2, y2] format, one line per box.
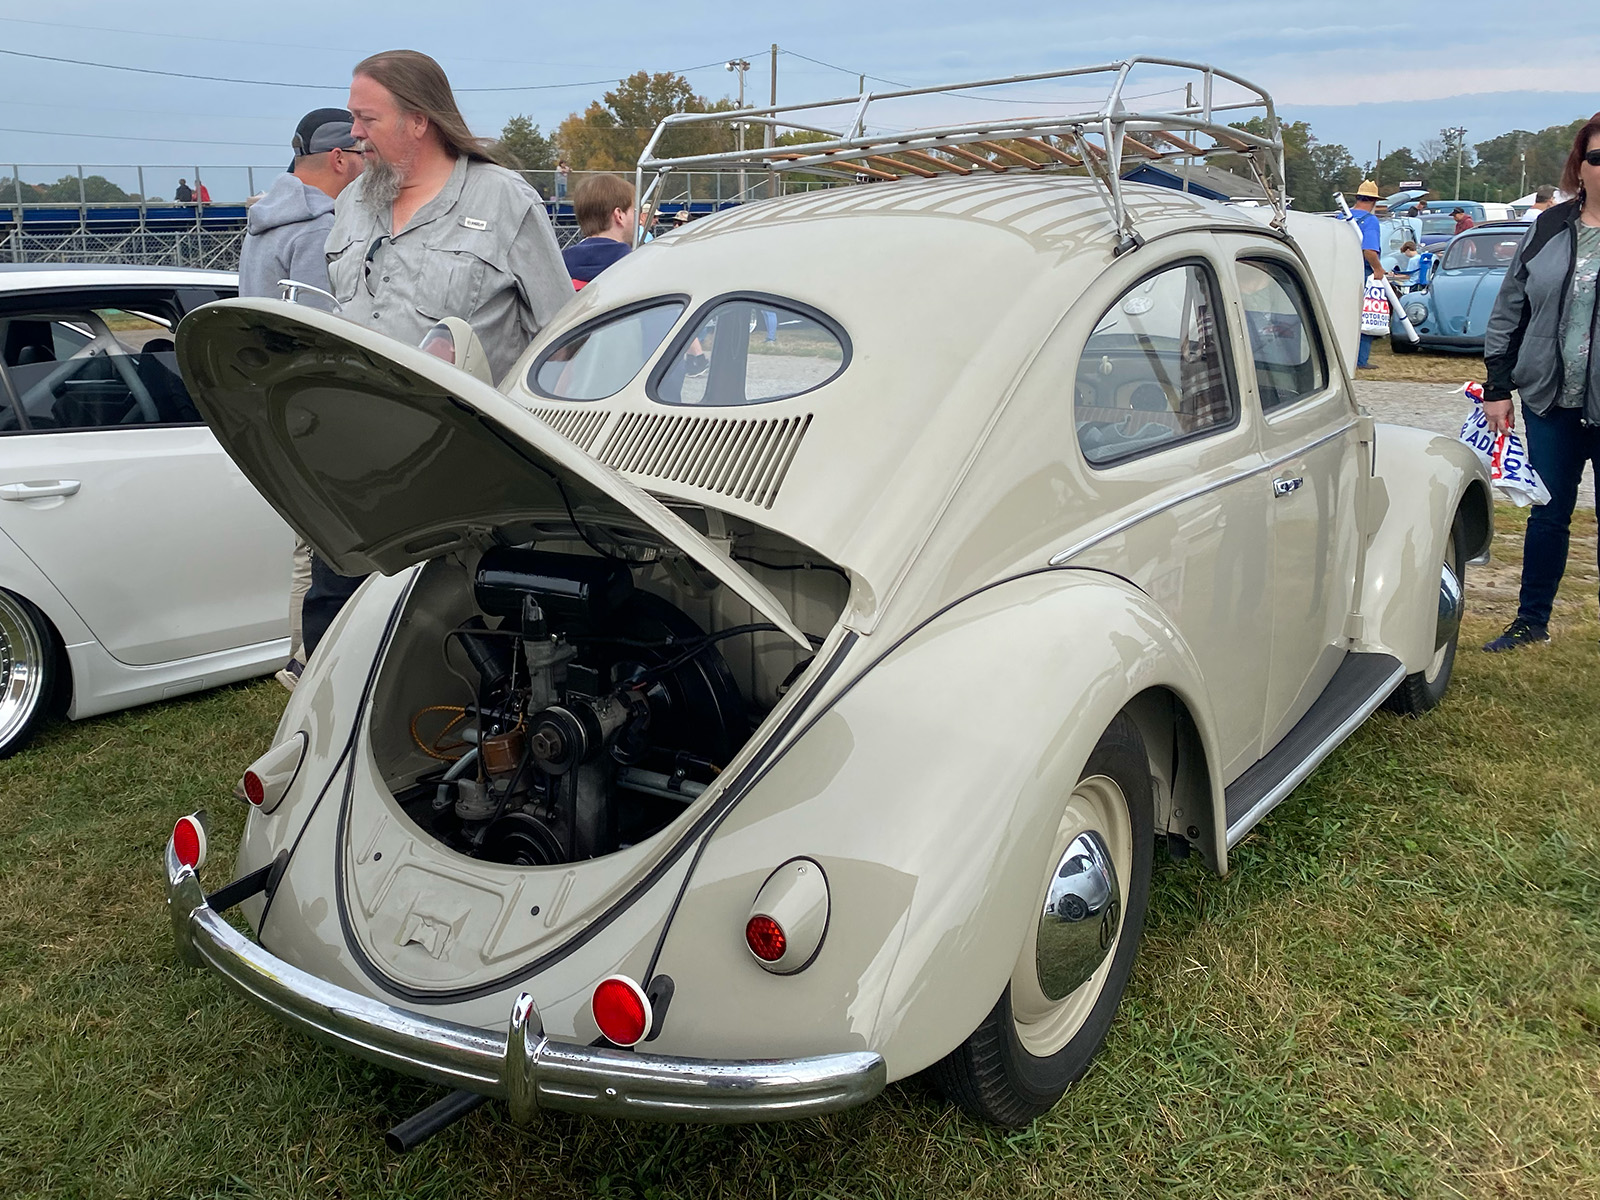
[367, 518, 849, 868]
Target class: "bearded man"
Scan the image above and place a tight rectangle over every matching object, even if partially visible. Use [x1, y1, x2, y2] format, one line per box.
[325, 48, 572, 383]
[302, 49, 572, 660]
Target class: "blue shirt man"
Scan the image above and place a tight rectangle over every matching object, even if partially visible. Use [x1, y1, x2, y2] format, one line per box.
[1343, 181, 1389, 368]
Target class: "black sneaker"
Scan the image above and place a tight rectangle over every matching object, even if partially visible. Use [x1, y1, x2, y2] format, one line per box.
[1482, 619, 1550, 652]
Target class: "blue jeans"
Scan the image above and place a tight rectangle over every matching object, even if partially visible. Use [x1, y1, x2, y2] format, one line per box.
[1357, 334, 1374, 367]
[1516, 402, 1600, 627]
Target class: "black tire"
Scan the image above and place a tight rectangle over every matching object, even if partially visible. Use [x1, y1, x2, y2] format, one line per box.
[0, 589, 59, 758]
[929, 713, 1155, 1126]
[1390, 335, 1418, 354]
[1384, 517, 1466, 716]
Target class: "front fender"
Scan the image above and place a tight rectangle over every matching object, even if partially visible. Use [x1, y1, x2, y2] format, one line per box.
[1358, 424, 1491, 673]
[650, 568, 1223, 1081]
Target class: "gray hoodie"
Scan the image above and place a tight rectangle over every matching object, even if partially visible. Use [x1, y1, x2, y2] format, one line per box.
[238, 172, 337, 308]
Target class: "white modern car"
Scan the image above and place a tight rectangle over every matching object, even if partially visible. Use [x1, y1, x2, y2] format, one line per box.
[0, 265, 293, 756]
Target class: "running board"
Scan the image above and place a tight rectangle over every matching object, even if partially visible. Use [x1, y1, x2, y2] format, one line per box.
[1224, 652, 1405, 849]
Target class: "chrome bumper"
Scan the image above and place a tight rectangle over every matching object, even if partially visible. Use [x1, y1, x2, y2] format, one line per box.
[164, 841, 886, 1122]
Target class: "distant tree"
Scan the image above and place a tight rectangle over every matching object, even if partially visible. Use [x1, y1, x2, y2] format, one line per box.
[1226, 118, 1357, 211]
[1375, 147, 1424, 189]
[494, 115, 555, 172]
[555, 70, 737, 171]
[1474, 119, 1585, 197]
[1, 174, 134, 203]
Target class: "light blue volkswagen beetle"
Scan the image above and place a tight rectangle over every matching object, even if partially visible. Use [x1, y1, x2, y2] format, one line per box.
[1391, 221, 1528, 354]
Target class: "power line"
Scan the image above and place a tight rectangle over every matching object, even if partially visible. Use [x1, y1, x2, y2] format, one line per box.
[0, 125, 282, 148]
[0, 15, 572, 67]
[0, 47, 341, 90]
[0, 46, 760, 94]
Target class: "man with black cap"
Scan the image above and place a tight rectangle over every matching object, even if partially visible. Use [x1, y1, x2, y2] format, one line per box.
[239, 108, 365, 690]
[239, 108, 364, 309]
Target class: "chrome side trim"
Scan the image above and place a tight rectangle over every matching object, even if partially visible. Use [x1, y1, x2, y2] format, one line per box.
[1223, 659, 1405, 850]
[1050, 422, 1356, 567]
[165, 842, 886, 1123]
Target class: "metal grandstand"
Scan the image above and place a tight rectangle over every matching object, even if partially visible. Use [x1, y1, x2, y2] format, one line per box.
[635, 58, 1287, 253]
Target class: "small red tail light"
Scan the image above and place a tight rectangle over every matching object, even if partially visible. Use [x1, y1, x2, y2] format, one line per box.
[172, 813, 208, 871]
[242, 771, 265, 806]
[591, 975, 651, 1047]
[745, 915, 787, 962]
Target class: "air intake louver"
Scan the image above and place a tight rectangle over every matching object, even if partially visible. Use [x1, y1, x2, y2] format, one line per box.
[528, 405, 610, 452]
[598, 412, 812, 509]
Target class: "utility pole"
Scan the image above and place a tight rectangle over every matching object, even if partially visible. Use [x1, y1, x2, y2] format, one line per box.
[1519, 149, 1526, 196]
[727, 58, 751, 201]
[768, 44, 778, 199]
[1375, 139, 1382, 189]
[1445, 125, 1467, 199]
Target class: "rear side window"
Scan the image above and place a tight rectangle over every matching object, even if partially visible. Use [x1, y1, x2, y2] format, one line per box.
[530, 299, 685, 400]
[1235, 259, 1328, 413]
[0, 306, 199, 432]
[1074, 263, 1236, 465]
[653, 296, 848, 407]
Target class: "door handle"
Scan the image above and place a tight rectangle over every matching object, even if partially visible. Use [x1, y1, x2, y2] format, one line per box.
[0, 480, 81, 501]
[1272, 477, 1303, 497]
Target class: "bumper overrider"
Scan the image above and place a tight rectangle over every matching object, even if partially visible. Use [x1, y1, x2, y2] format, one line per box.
[164, 839, 886, 1122]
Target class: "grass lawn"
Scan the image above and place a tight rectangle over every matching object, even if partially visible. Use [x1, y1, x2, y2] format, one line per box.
[2, 505, 1598, 1199]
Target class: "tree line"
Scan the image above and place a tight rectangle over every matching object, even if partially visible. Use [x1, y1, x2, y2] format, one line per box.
[1, 72, 1586, 208]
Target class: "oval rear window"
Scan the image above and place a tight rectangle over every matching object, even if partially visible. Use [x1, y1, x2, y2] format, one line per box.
[530, 299, 685, 401]
[652, 296, 848, 407]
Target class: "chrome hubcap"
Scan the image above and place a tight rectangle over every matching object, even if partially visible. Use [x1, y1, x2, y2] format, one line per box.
[0, 592, 46, 748]
[1435, 561, 1464, 653]
[1037, 831, 1121, 1001]
[1010, 774, 1132, 1057]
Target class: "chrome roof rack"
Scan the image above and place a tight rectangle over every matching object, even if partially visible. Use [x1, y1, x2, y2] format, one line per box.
[634, 58, 1285, 254]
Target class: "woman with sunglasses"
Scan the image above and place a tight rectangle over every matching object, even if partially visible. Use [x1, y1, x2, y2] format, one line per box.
[1480, 114, 1600, 651]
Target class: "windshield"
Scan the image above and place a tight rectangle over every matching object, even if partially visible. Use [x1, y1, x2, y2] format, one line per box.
[1441, 233, 1523, 271]
[530, 300, 685, 401]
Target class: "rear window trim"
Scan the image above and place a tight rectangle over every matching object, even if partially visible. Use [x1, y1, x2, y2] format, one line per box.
[646, 290, 852, 407]
[526, 293, 691, 402]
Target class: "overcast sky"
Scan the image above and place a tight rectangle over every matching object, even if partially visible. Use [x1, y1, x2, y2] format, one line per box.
[1, 1, 1593, 197]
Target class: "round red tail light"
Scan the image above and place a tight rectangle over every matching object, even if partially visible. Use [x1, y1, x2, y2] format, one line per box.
[745, 915, 787, 963]
[172, 814, 208, 871]
[591, 976, 651, 1047]
[242, 771, 265, 806]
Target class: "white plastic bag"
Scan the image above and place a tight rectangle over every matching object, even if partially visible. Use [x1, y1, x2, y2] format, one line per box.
[1455, 382, 1552, 507]
[1360, 280, 1390, 337]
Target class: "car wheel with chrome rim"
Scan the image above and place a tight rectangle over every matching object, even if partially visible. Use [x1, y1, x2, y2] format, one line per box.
[0, 589, 57, 758]
[1384, 515, 1465, 716]
[930, 713, 1154, 1126]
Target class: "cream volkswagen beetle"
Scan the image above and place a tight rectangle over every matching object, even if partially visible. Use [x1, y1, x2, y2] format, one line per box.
[163, 62, 1491, 1144]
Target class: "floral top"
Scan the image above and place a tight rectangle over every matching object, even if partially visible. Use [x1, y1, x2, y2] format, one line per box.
[1559, 222, 1600, 407]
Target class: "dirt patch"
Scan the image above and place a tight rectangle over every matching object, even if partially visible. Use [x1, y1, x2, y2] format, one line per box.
[1360, 336, 1487, 384]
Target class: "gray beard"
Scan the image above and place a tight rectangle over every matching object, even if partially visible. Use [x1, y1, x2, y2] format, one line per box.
[361, 157, 402, 210]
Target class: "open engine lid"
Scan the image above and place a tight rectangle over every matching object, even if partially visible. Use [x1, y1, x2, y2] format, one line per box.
[176, 298, 809, 647]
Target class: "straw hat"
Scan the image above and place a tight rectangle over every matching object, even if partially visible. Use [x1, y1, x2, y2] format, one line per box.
[1354, 179, 1382, 199]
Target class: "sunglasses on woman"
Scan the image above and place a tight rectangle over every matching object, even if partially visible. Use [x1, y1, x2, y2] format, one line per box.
[1585, 148, 1600, 167]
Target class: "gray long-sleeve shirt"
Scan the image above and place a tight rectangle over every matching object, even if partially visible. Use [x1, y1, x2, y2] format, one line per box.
[238, 172, 337, 306]
[325, 155, 573, 383]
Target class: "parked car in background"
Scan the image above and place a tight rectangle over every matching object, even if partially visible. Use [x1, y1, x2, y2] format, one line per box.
[1391, 221, 1530, 353]
[0, 265, 292, 756]
[160, 62, 1492, 1140]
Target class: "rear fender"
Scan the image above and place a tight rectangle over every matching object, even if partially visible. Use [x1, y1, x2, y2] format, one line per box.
[650, 569, 1225, 1080]
[1358, 424, 1491, 672]
[233, 567, 418, 929]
